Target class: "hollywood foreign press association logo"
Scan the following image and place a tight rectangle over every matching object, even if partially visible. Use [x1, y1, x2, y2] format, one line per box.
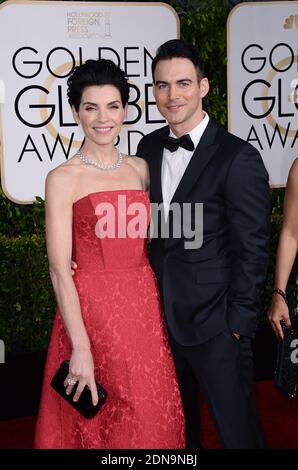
[66, 10, 112, 39]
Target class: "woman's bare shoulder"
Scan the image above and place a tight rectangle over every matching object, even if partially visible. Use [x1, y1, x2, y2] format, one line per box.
[286, 158, 298, 190]
[47, 153, 82, 178]
[46, 155, 82, 201]
[124, 155, 149, 189]
[289, 158, 298, 178]
[285, 158, 298, 211]
[124, 155, 148, 173]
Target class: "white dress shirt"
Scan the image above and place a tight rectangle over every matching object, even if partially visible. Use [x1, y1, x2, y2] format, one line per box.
[161, 113, 210, 218]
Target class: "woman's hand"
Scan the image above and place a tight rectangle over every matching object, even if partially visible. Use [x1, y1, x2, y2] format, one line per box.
[268, 293, 291, 339]
[64, 347, 99, 406]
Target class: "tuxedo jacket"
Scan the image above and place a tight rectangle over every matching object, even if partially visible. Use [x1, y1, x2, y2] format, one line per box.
[137, 119, 271, 346]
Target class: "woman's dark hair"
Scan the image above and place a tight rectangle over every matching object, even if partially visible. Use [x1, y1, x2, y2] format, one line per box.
[151, 39, 206, 82]
[67, 59, 129, 111]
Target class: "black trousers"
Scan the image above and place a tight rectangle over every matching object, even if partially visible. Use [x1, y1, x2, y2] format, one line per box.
[170, 329, 266, 449]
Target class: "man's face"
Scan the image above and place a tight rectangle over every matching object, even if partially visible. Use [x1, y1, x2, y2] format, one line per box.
[153, 57, 209, 136]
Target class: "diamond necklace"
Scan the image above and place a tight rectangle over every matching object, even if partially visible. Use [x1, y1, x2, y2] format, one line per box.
[77, 148, 123, 171]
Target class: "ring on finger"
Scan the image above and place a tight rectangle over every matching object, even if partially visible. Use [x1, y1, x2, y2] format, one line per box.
[67, 377, 78, 386]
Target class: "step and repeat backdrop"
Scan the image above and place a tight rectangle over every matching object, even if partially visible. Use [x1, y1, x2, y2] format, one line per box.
[0, 1, 178, 203]
[228, 1, 297, 187]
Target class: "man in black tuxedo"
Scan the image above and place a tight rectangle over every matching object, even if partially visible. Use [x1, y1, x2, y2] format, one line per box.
[137, 40, 270, 449]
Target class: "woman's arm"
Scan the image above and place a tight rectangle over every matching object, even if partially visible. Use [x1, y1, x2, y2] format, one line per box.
[268, 158, 298, 338]
[45, 169, 98, 405]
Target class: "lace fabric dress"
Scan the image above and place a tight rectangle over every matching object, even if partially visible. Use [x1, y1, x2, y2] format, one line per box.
[35, 189, 185, 449]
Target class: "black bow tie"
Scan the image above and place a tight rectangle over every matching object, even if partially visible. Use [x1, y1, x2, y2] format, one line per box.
[163, 134, 195, 153]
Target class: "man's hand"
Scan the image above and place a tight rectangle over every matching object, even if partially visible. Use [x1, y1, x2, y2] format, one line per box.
[71, 260, 78, 276]
[233, 333, 240, 340]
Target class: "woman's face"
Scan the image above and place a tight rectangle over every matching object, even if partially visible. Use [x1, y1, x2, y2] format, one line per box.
[72, 84, 127, 146]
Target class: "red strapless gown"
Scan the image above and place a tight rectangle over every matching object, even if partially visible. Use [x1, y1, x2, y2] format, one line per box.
[35, 190, 185, 449]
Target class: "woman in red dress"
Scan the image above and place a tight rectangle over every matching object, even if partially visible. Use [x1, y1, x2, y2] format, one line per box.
[34, 58, 185, 449]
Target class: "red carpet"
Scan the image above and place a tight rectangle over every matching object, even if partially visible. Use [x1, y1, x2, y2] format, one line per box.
[200, 380, 298, 448]
[0, 416, 36, 449]
[0, 381, 297, 449]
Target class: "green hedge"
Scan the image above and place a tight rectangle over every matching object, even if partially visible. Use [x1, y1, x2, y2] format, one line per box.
[173, 0, 228, 128]
[0, 0, 296, 354]
[0, 231, 55, 354]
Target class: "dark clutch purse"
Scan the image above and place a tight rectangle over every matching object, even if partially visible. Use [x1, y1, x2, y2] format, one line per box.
[274, 319, 298, 397]
[274, 278, 298, 398]
[51, 360, 107, 418]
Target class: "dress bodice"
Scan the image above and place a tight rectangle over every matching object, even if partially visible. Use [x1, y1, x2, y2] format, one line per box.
[72, 189, 150, 272]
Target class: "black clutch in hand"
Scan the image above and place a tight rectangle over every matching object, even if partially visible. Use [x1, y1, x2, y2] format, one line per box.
[51, 360, 107, 418]
[274, 319, 298, 398]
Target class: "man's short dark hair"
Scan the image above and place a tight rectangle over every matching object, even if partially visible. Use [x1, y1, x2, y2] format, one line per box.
[151, 39, 206, 82]
[67, 59, 129, 111]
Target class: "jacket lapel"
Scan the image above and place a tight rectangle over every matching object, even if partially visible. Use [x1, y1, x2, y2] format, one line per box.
[148, 127, 168, 205]
[170, 119, 220, 205]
